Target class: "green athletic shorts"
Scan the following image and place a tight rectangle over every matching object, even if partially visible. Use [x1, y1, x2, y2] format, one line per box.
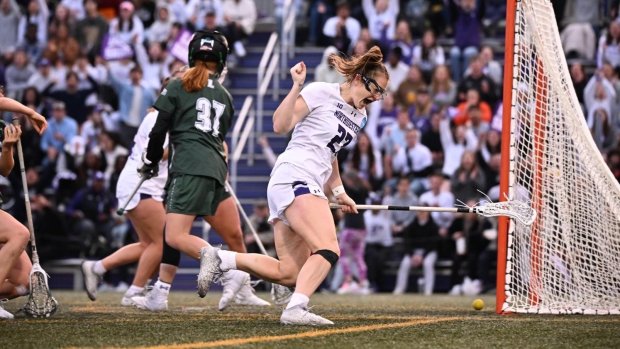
[165, 174, 231, 216]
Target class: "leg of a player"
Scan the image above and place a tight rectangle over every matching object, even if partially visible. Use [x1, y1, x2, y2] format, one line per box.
[0, 210, 30, 319]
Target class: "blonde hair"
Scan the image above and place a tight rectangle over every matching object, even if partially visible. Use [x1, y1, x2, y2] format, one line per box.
[181, 61, 218, 92]
[329, 46, 388, 82]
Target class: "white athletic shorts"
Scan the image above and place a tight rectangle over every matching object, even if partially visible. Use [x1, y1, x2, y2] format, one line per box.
[267, 162, 327, 225]
[116, 158, 165, 212]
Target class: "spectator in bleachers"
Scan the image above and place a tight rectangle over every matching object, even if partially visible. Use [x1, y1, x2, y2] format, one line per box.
[570, 61, 589, 109]
[597, 18, 620, 69]
[75, 0, 109, 59]
[17, 0, 50, 47]
[19, 23, 45, 64]
[467, 45, 502, 87]
[589, 107, 618, 153]
[419, 171, 455, 246]
[343, 132, 383, 191]
[336, 170, 371, 295]
[243, 199, 276, 257]
[323, 0, 361, 53]
[393, 203, 440, 295]
[401, 0, 428, 37]
[394, 65, 426, 110]
[453, 88, 492, 127]
[315, 46, 346, 84]
[482, 0, 505, 37]
[146, 3, 174, 44]
[60, 0, 85, 21]
[409, 86, 433, 134]
[80, 106, 106, 151]
[584, 70, 616, 123]
[366, 91, 398, 148]
[4, 49, 36, 100]
[382, 19, 415, 64]
[165, 0, 189, 24]
[450, 149, 486, 203]
[385, 176, 418, 236]
[107, 65, 156, 148]
[391, 128, 433, 195]
[457, 54, 499, 107]
[134, 40, 172, 92]
[421, 108, 445, 169]
[108, 1, 145, 47]
[48, 4, 77, 42]
[448, 0, 482, 81]
[351, 35, 370, 56]
[439, 114, 478, 177]
[42, 70, 98, 125]
[222, 0, 257, 58]
[92, 131, 128, 184]
[447, 202, 495, 296]
[561, 0, 600, 61]
[361, 0, 398, 42]
[306, 0, 334, 46]
[412, 29, 445, 83]
[20, 86, 43, 115]
[380, 108, 413, 171]
[39, 101, 78, 186]
[44, 22, 81, 67]
[363, 196, 393, 293]
[430, 64, 457, 107]
[385, 46, 409, 92]
[0, 0, 21, 56]
[186, 0, 224, 31]
[65, 171, 117, 258]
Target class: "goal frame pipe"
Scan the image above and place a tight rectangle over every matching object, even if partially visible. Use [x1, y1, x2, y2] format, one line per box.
[496, 0, 517, 314]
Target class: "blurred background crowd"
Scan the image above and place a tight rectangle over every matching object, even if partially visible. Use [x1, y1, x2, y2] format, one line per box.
[0, 0, 619, 296]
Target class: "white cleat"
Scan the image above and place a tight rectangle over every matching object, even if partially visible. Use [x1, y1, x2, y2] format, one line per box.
[280, 305, 334, 326]
[271, 284, 294, 305]
[234, 281, 271, 307]
[121, 290, 145, 307]
[131, 288, 168, 311]
[218, 270, 250, 311]
[81, 261, 100, 301]
[197, 245, 223, 298]
[0, 300, 14, 320]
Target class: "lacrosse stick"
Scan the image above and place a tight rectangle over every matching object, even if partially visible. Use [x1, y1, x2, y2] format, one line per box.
[224, 181, 268, 255]
[116, 176, 148, 215]
[329, 199, 537, 226]
[12, 118, 58, 318]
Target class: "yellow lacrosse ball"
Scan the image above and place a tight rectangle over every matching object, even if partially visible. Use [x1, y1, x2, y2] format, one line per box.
[472, 298, 485, 310]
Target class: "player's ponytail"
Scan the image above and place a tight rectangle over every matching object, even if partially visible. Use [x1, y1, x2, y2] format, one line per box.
[329, 46, 388, 82]
[181, 60, 218, 92]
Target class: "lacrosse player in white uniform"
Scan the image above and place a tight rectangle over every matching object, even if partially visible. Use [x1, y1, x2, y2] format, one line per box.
[0, 92, 47, 319]
[198, 46, 389, 325]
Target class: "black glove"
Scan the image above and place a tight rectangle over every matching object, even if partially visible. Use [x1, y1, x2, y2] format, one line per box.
[138, 153, 158, 179]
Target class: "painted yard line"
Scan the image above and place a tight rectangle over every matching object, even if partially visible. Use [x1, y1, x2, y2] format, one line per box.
[129, 316, 461, 349]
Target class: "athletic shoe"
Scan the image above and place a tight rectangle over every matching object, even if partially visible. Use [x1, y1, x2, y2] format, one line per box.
[81, 260, 100, 301]
[197, 245, 223, 298]
[0, 300, 14, 320]
[121, 289, 146, 307]
[271, 284, 294, 305]
[218, 270, 250, 311]
[131, 288, 168, 311]
[280, 305, 334, 326]
[337, 281, 360, 295]
[235, 280, 271, 307]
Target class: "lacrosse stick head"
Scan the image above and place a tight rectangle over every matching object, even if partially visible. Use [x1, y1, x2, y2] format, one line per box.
[22, 263, 58, 318]
[475, 200, 537, 226]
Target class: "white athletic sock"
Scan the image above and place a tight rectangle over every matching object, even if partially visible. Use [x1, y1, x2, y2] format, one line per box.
[125, 285, 144, 297]
[153, 279, 171, 294]
[93, 261, 107, 276]
[15, 285, 28, 296]
[285, 292, 309, 310]
[217, 250, 237, 271]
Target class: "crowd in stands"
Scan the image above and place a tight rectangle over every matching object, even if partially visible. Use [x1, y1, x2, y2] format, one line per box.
[1, 0, 619, 295]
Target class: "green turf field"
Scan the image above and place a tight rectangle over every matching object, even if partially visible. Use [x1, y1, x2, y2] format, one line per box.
[1, 291, 619, 348]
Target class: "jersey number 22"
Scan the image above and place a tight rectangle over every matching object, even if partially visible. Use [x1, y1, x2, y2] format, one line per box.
[327, 124, 353, 153]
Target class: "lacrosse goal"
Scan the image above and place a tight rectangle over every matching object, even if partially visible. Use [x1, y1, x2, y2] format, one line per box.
[496, 0, 620, 314]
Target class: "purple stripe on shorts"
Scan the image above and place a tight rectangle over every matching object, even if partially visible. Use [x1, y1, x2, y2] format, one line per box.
[292, 181, 310, 197]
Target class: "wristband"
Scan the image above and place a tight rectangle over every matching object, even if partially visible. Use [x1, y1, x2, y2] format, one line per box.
[332, 185, 346, 197]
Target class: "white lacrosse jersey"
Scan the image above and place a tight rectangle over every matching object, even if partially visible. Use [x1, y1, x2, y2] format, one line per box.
[125, 110, 169, 192]
[273, 82, 368, 186]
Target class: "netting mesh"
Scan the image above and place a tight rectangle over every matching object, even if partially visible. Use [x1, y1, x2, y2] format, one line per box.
[503, 0, 620, 314]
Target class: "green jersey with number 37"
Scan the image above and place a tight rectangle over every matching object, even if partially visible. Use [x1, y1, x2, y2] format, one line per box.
[154, 77, 234, 183]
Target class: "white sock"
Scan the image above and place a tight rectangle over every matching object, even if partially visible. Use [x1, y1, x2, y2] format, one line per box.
[125, 285, 144, 297]
[15, 285, 29, 296]
[285, 292, 309, 310]
[93, 261, 107, 276]
[217, 250, 237, 271]
[153, 279, 171, 295]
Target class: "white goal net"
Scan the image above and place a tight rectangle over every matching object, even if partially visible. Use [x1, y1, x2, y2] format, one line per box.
[501, 0, 620, 314]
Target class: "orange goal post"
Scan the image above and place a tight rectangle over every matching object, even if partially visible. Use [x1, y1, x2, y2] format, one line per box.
[496, 0, 620, 314]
